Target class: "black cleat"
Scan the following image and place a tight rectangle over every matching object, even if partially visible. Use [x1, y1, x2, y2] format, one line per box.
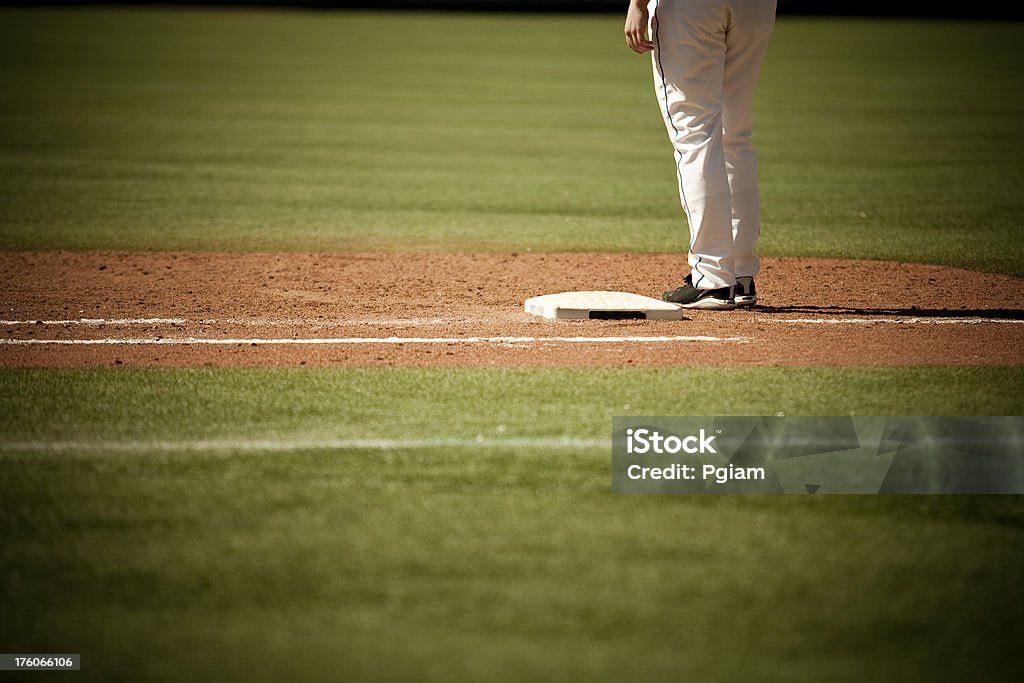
[662, 275, 736, 310]
[735, 276, 757, 307]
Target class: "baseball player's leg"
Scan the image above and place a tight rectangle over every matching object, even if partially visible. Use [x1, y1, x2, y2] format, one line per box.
[723, 0, 776, 281]
[649, 0, 735, 292]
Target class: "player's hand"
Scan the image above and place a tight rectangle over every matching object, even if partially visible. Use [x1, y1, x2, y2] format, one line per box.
[624, 1, 654, 54]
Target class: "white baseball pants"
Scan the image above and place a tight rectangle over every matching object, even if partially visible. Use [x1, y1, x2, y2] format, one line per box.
[649, 0, 776, 290]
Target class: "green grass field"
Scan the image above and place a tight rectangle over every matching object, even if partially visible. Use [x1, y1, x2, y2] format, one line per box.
[2, 7, 1024, 681]
[3, 368, 1024, 681]
[2, 9, 1023, 273]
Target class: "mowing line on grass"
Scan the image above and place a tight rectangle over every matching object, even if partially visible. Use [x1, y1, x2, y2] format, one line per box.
[0, 436, 610, 453]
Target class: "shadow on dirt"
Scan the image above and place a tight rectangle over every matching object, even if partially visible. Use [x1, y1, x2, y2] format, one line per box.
[751, 306, 1024, 320]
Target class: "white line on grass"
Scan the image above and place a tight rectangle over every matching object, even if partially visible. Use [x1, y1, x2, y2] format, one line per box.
[0, 436, 610, 453]
[0, 335, 749, 345]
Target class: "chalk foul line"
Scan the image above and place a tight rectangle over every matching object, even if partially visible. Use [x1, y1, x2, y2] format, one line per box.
[0, 317, 471, 327]
[0, 335, 749, 345]
[773, 317, 1024, 325]
[3, 315, 1021, 328]
[0, 318, 188, 326]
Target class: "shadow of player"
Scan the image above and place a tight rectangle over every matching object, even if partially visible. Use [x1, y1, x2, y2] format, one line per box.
[750, 305, 1024, 320]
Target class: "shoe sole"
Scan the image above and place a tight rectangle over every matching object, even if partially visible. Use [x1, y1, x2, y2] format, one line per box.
[735, 296, 757, 307]
[677, 298, 737, 310]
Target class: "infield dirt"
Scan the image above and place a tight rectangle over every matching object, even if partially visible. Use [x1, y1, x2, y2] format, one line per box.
[2, 252, 1023, 368]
